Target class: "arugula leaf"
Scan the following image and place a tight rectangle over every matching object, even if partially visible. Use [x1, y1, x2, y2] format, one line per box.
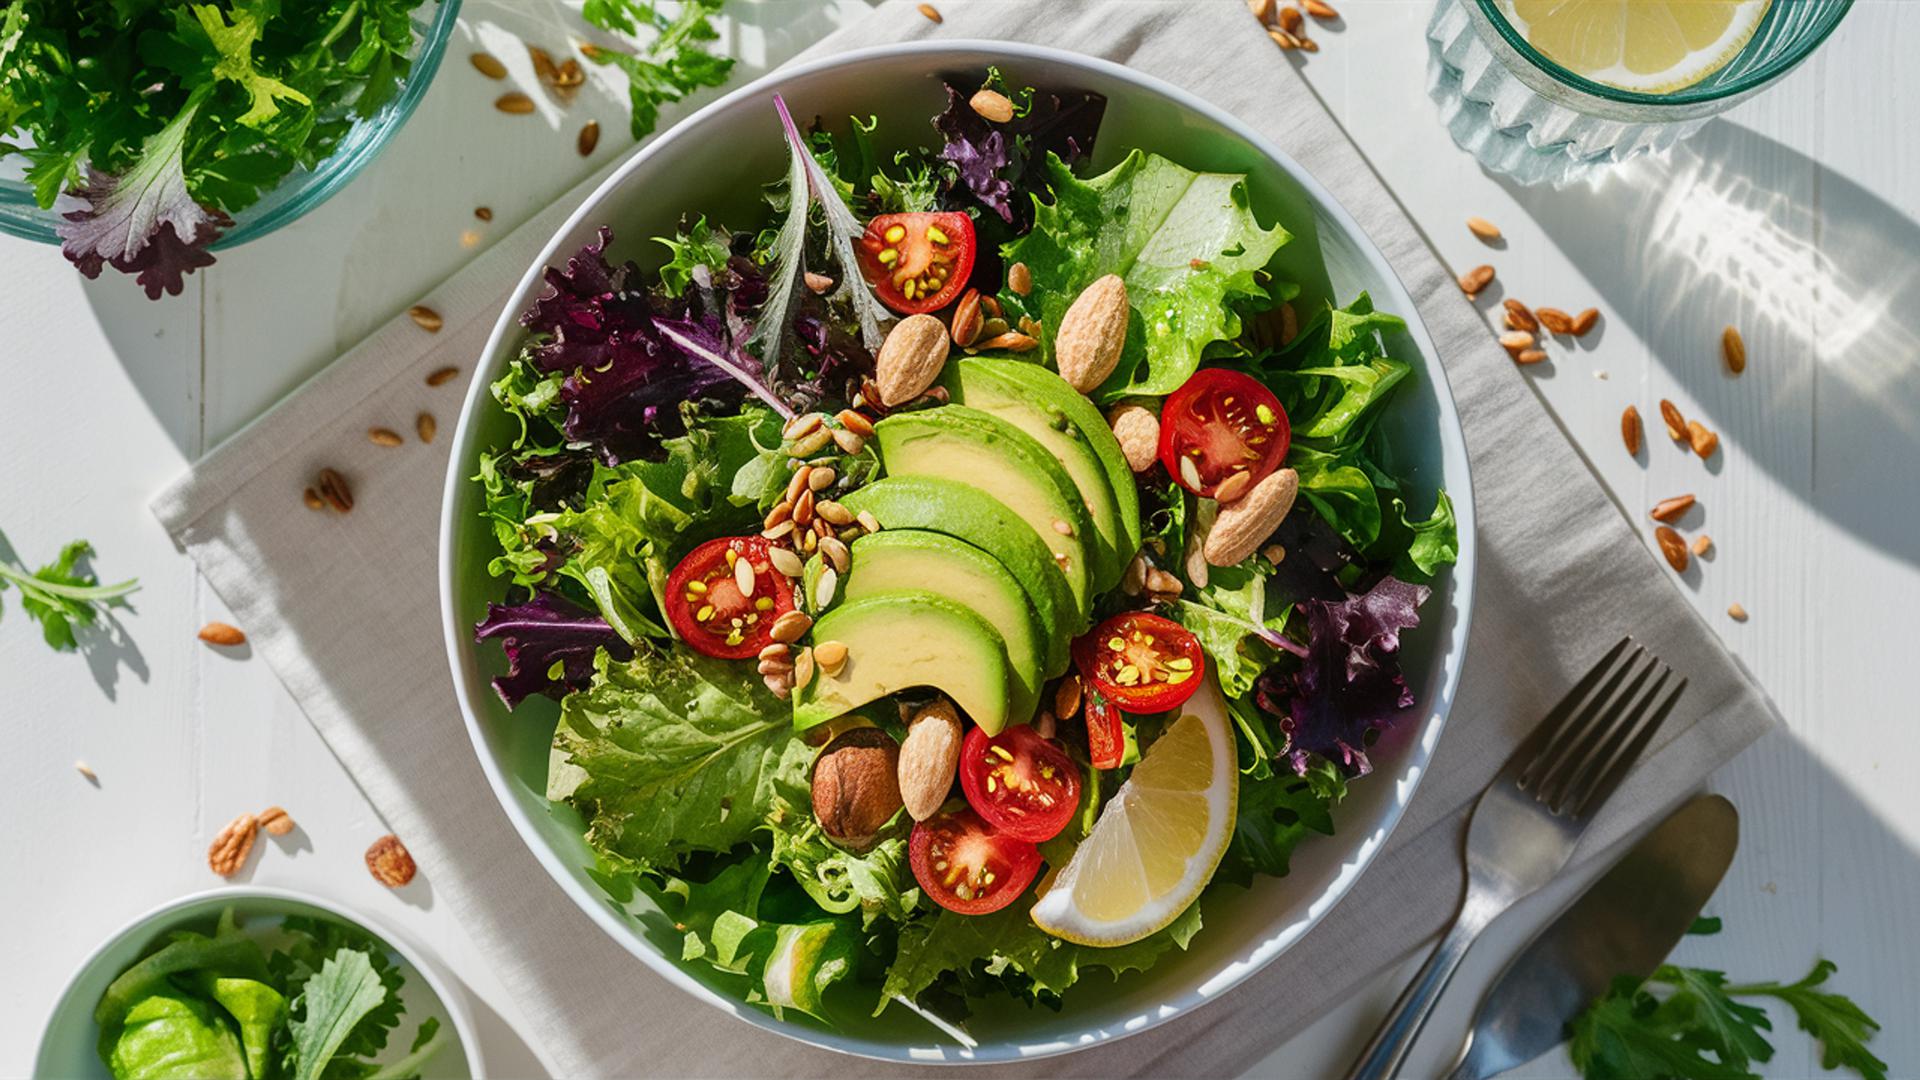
[1570, 978, 1757, 1080]
[286, 949, 389, 1080]
[185, 2, 311, 126]
[1218, 758, 1346, 884]
[552, 645, 814, 869]
[0, 537, 139, 651]
[1000, 150, 1291, 402]
[580, 0, 736, 140]
[1729, 961, 1888, 1080]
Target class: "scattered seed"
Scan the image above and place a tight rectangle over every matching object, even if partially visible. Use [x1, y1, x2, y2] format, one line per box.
[1055, 675, 1083, 719]
[368, 427, 403, 447]
[470, 52, 507, 79]
[529, 45, 560, 84]
[1655, 525, 1689, 572]
[495, 92, 535, 114]
[1051, 519, 1074, 536]
[408, 305, 443, 332]
[804, 271, 834, 294]
[785, 411, 825, 440]
[1466, 216, 1501, 242]
[837, 409, 876, 438]
[1263, 543, 1287, 564]
[1268, 27, 1301, 48]
[1503, 299, 1539, 333]
[75, 760, 97, 782]
[1536, 307, 1575, 335]
[1179, 456, 1203, 490]
[808, 467, 835, 492]
[1515, 349, 1548, 365]
[426, 365, 460, 386]
[793, 646, 816, 689]
[1305, 0, 1339, 18]
[1622, 405, 1642, 456]
[1248, 0, 1275, 22]
[815, 566, 839, 608]
[1297, 34, 1320, 51]
[302, 487, 325, 511]
[1008, 262, 1032, 296]
[831, 427, 867, 455]
[794, 489, 816, 527]
[1692, 535, 1713, 556]
[1659, 399, 1687, 441]
[317, 468, 353, 513]
[475, 206, 493, 221]
[976, 331, 1037, 353]
[1572, 307, 1600, 336]
[759, 643, 791, 662]
[1688, 420, 1719, 459]
[735, 554, 756, 597]
[1650, 494, 1696, 523]
[1728, 602, 1748, 622]
[1458, 264, 1495, 296]
[788, 427, 833, 458]
[1499, 330, 1534, 352]
[821, 535, 850, 574]
[761, 520, 796, 540]
[970, 89, 1015, 123]
[768, 547, 804, 577]
[917, 2, 942, 22]
[198, 622, 246, 646]
[771, 611, 813, 643]
[856, 510, 882, 535]
[1279, 4, 1303, 33]
[815, 640, 849, 675]
[815, 499, 854, 526]
[1722, 325, 1746, 374]
[1146, 568, 1184, 598]
[764, 502, 794, 533]
[577, 120, 600, 157]
[1213, 469, 1253, 503]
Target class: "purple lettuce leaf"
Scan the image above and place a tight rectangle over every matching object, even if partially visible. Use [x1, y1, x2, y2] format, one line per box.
[933, 80, 1106, 229]
[56, 96, 229, 299]
[474, 590, 634, 709]
[1256, 575, 1430, 777]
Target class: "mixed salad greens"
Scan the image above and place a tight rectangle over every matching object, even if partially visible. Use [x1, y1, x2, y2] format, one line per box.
[472, 69, 1458, 1027]
[0, 0, 432, 297]
[94, 908, 447, 1079]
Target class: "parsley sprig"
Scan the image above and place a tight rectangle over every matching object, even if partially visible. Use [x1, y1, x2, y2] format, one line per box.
[0, 539, 139, 651]
[579, 0, 736, 139]
[1571, 920, 1887, 1080]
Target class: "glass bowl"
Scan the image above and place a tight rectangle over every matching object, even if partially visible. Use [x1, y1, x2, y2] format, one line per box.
[1428, 0, 1853, 185]
[0, 0, 463, 249]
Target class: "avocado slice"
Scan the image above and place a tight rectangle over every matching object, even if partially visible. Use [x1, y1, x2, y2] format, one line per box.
[839, 477, 1077, 674]
[808, 530, 1047, 723]
[944, 357, 1142, 593]
[874, 406, 1101, 616]
[793, 592, 1014, 735]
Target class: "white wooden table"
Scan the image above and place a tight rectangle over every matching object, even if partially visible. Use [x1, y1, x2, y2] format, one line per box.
[4, 2, 1915, 1076]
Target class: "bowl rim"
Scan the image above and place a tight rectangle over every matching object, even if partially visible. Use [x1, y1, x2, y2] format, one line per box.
[438, 38, 1477, 1065]
[33, 883, 487, 1076]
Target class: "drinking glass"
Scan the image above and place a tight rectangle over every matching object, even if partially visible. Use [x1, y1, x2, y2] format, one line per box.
[1427, 0, 1853, 186]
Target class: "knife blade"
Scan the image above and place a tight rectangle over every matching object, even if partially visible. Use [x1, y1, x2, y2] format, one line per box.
[1445, 793, 1740, 1080]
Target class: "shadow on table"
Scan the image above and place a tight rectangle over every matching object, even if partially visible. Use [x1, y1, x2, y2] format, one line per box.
[1499, 119, 1920, 570]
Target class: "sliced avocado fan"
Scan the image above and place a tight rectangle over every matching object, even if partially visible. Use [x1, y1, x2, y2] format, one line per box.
[793, 592, 1014, 735]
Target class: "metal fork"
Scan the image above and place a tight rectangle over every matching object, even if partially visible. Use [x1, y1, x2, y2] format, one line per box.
[1342, 636, 1687, 1080]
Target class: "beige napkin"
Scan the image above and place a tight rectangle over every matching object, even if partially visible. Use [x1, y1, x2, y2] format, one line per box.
[153, 1, 1777, 1074]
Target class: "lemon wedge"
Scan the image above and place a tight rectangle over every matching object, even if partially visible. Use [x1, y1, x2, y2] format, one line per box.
[1504, 0, 1772, 94]
[1030, 675, 1237, 946]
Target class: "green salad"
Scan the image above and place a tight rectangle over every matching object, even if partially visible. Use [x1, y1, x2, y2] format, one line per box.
[471, 70, 1458, 1028]
[94, 908, 448, 1079]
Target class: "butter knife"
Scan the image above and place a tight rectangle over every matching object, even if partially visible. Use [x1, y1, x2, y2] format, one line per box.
[1446, 793, 1740, 1080]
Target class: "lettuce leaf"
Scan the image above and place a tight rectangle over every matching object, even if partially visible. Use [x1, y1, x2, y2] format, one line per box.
[1219, 758, 1347, 884]
[1000, 150, 1291, 402]
[553, 646, 814, 869]
[766, 806, 922, 925]
[286, 949, 389, 1080]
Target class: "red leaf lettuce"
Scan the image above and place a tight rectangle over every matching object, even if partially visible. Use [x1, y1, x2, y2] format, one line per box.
[474, 590, 635, 709]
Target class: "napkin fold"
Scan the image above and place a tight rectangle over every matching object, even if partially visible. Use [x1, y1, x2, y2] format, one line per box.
[154, 1, 1776, 1074]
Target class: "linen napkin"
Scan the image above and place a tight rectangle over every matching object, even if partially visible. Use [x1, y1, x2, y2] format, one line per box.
[153, 1, 1778, 1074]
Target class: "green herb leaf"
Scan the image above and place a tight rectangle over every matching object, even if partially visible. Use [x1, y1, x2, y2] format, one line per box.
[286, 949, 389, 1080]
[0, 537, 139, 651]
[1730, 960, 1889, 1080]
[580, 0, 736, 140]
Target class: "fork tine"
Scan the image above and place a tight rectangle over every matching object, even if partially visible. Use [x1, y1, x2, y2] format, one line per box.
[1535, 654, 1659, 810]
[1566, 674, 1687, 820]
[1520, 642, 1645, 794]
[1513, 637, 1635, 790]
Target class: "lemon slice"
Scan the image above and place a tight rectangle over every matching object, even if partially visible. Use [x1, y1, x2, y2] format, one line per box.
[1504, 0, 1772, 94]
[1030, 675, 1237, 946]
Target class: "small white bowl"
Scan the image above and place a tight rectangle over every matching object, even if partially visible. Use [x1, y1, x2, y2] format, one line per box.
[440, 40, 1476, 1064]
[35, 886, 484, 1079]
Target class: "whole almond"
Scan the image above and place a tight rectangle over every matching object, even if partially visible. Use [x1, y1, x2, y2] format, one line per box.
[1055, 274, 1128, 391]
[950, 288, 984, 347]
[1687, 420, 1719, 459]
[407, 305, 443, 332]
[1466, 216, 1501, 241]
[875, 314, 950, 405]
[258, 806, 294, 836]
[366, 834, 417, 887]
[1007, 262, 1032, 296]
[1658, 399, 1687, 441]
[898, 700, 963, 821]
[1205, 468, 1299, 566]
[198, 622, 246, 647]
[970, 89, 1015, 123]
[1536, 307, 1575, 334]
[208, 813, 258, 877]
[1503, 299, 1539, 333]
[1650, 494, 1696, 523]
[1108, 403, 1160, 472]
[1622, 405, 1643, 455]
[1572, 307, 1600, 336]
[1457, 264, 1494, 296]
[1722, 325, 1746, 374]
[1654, 526, 1689, 572]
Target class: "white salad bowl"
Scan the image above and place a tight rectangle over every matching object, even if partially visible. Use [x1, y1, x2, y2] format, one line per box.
[439, 41, 1476, 1064]
[35, 885, 484, 1078]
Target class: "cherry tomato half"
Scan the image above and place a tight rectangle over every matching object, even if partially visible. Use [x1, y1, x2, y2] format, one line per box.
[857, 211, 976, 315]
[1072, 611, 1206, 715]
[1158, 368, 1290, 498]
[664, 537, 795, 660]
[958, 724, 1080, 843]
[1083, 687, 1126, 771]
[909, 806, 1042, 915]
